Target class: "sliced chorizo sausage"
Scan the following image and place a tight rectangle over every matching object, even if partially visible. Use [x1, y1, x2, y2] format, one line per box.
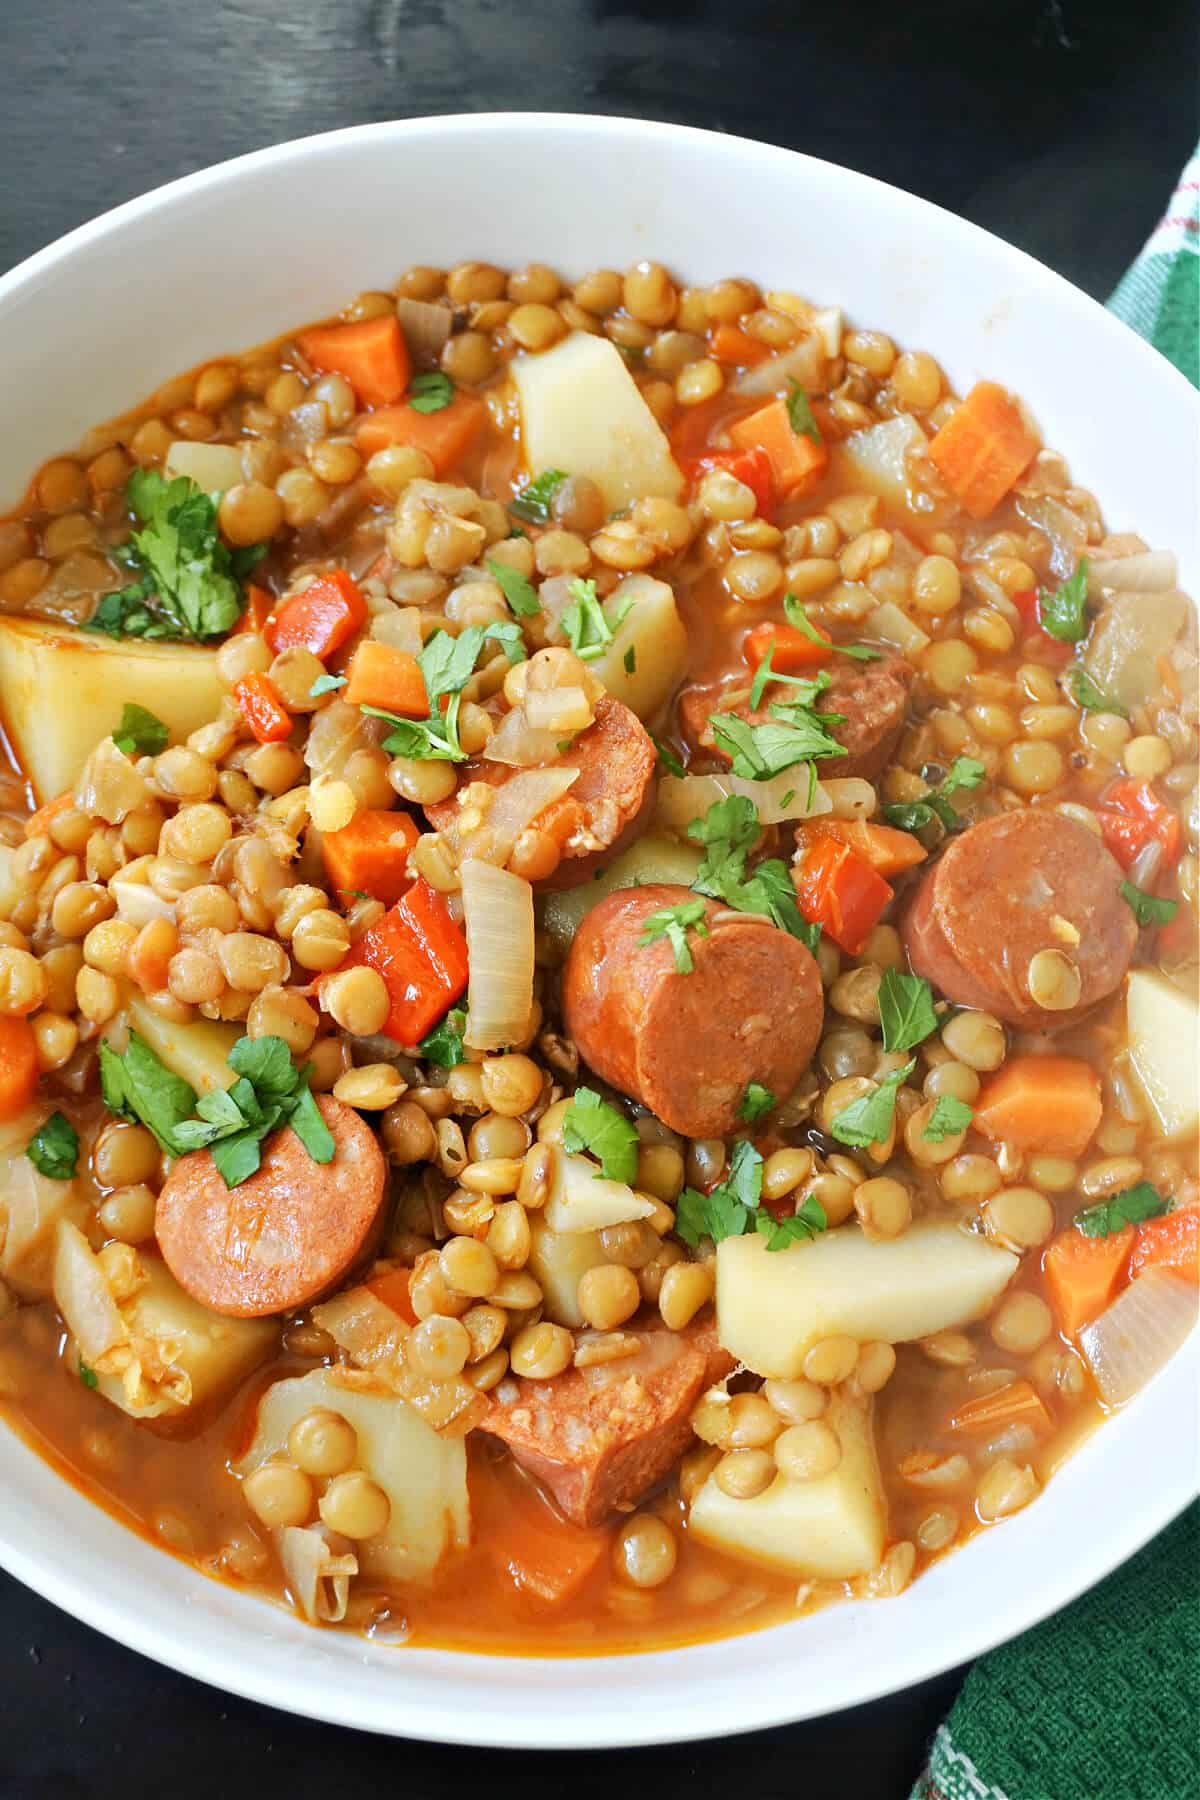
[676, 649, 914, 782]
[484, 1315, 735, 1527]
[561, 883, 824, 1137]
[902, 809, 1137, 1030]
[155, 1096, 387, 1319]
[425, 693, 656, 889]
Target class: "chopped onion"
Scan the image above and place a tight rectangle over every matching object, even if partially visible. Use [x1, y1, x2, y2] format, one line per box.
[544, 1151, 657, 1233]
[75, 736, 150, 825]
[1087, 549, 1177, 595]
[461, 861, 535, 1051]
[1015, 492, 1088, 579]
[523, 686, 593, 733]
[52, 1220, 128, 1367]
[368, 604, 424, 656]
[467, 767, 578, 864]
[278, 1524, 357, 1625]
[304, 697, 384, 776]
[110, 874, 176, 928]
[864, 600, 931, 657]
[1079, 1268, 1198, 1407]
[396, 297, 452, 364]
[657, 769, 832, 832]
[482, 705, 571, 767]
[841, 415, 929, 509]
[733, 334, 826, 397]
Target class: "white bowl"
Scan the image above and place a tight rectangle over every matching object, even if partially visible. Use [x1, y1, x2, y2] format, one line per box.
[0, 114, 1196, 1746]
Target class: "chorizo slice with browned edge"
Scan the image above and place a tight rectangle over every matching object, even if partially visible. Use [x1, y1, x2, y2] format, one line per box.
[484, 1316, 735, 1528]
[676, 650, 914, 782]
[426, 692, 656, 889]
[561, 883, 824, 1138]
[155, 1096, 387, 1319]
[902, 809, 1137, 1030]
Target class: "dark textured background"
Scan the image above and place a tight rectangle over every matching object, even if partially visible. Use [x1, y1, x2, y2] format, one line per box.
[0, 1, 1195, 1793]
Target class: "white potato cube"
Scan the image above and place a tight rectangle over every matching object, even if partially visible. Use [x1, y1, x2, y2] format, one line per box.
[586, 575, 689, 724]
[1126, 970, 1200, 1141]
[164, 442, 245, 491]
[126, 993, 239, 1096]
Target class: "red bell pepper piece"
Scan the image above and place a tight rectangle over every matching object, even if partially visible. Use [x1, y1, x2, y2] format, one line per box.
[1009, 587, 1074, 666]
[685, 447, 775, 520]
[1096, 779, 1182, 871]
[268, 570, 368, 660]
[234, 672, 292, 744]
[341, 878, 469, 1043]
[792, 836, 893, 955]
[743, 620, 833, 674]
[235, 583, 276, 636]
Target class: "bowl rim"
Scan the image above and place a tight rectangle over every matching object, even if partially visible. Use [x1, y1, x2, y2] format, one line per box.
[0, 111, 1195, 1747]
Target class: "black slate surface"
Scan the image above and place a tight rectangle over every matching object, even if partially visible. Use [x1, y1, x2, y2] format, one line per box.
[0, 1, 1196, 1794]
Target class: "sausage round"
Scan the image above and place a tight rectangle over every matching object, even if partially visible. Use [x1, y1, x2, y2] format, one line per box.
[676, 649, 914, 782]
[902, 809, 1137, 1030]
[155, 1096, 387, 1318]
[561, 883, 825, 1137]
[426, 693, 656, 889]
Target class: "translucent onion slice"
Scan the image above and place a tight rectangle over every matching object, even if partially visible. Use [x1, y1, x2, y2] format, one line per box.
[1086, 549, 1177, 594]
[1078, 1268, 1198, 1407]
[482, 705, 571, 767]
[464, 766, 578, 865]
[461, 860, 535, 1052]
[52, 1220, 128, 1368]
[657, 769, 832, 831]
[278, 1524, 357, 1625]
[1015, 492, 1088, 578]
[732, 335, 826, 397]
[368, 605, 424, 656]
[396, 297, 452, 364]
[110, 874, 176, 928]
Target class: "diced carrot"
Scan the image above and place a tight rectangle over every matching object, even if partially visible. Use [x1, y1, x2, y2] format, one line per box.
[488, 1484, 608, 1606]
[795, 818, 927, 880]
[728, 398, 829, 496]
[1129, 1203, 1199, 1285]
[0, 1015, 38, 1120]
[1095, 778, 1182, 872]
[235, 583, 275, 635]
[296, 315, 411, 408]
[355, 391, 488, 477]
[343, 640, 428, 716]
[949, 1378, 1052, 1436]
[792, 835, 892, 956]
[709, 324, 771, 367]
[24, 791, 72, 841]
[927, 380, 1040, 519]
[684, 447, 775, 519]
[127, 922, 176, 995]
[268, 569, 368, 661]
[341, 878, 469, 1043]
[742, 620, 832, 673]
[322, 810, 420, 909]
[1044, 1226, 1134, 1338]
[234, 672, 292, 745]
[367, 1264, 418, 1326]
[973, 1055, 1102, 1159]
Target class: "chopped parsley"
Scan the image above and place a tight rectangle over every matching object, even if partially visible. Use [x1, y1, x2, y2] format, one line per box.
[1074, 1181, 1169, 1239]
[407, 371, 455, 413]
[78, 1361, 99, 1390]
[1068, 665, 1126, 716]
[650, 734, 685, 779]
[25, 1111, 79, 1181]
[1118, 881, 1178, 928]
[638, 897, 710, 973]
[363, 621, 524, 761]
[710, 700, 845, 781]
[783, 593, 880, 661]
[676, 1140, 827, 1252]
[111, 703, 168, 758]
[786, 380, 822, 445]
[748, 648, 830, 711]
[487, 559, 541, 618]
[561, 1086, 640, 1184]
[737, 1082, 775, 1123]
[686, 794, 819, 950]
[309, 671, 347, 698]
[1037, 560, 1090, 643]
[417, 1008, 468, 1068]
[88, 470, 265, 642]
[510, 469, 568, 525]
[560, 578, 634, 661]
[922, 1094, 974, 1142]
[877, 968, 939, 1054]
[623, 645, 637, 674]
[881, 756, 986, 833]
[756, 1194, 828, 1251]
[830, 1060, 916, 1149]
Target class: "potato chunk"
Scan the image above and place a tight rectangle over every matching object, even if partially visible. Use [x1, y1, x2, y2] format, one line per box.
[1126, 970, 1199, 1141]
[717, 1221, 1017, 1378]
[0, 1114, 89, 1300]
[585, 575, 689, 725]
[527, 1217, 610, 1328]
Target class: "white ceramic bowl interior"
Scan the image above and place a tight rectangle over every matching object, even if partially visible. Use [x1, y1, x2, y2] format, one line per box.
[0, 115, 1196, 1746]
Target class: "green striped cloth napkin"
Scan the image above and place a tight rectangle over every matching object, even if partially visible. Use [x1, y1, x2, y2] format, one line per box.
[910, 145, 1199, 1800]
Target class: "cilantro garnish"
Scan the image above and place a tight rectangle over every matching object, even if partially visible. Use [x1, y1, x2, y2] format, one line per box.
[710, 700, 846, 781]
[738, 1082, 775, 1123]
[782, 593, 880, 661]
[922, 1094, 974, 1142]
[487, 559, 541, 618]
[624, 645, 637, 674]
[877, 968, 939, 1054]
[881, 756, 986, 833]
[686, 794, 820, 951]
[310, 672, 347, 698]
[1038, 560, 1090, 643]
[650, 734, 685, 779]
[830, 1060, 915, 1149]
[510, 469, 568, 525]
[88, 470, 264, 642]
[561, 1086, 640, 1184]
[78, 1361, 99, 1390]
[748, 647, 830, 711]
[1118, 882, 1179, 928]
[639, 897, 710, 973]
[363, 621, 524, 761]
[756, 1194, 828, 1251]
[111, 703, 168, 758]
[676, 1140, 827, 1251]
[786, 380, 822, 445]
[25, 1111, 79, 1181]
[1068, 665, 1126, 716]
[1074, 1181, 1169, 1239]
[407, 371, 455, 413]
[417, 1008, 468, 1068]
[561, 578, 634, 661]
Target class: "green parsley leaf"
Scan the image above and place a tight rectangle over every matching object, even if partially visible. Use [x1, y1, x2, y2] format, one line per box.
[1068, 665, 1126, 716]
[1075, 1181, 1170, 1239]
[940, 756, 988, 799]
[112, 703, 169, 757]
[363, 621, 522, 763]
[287, 1085, 337, 1165]
[1118, 881, 1179, 928]
[688, 794, 761, 896]
[738, 1082, 775, 1123]
[417, 1008, 468, 1068]
[25, 1111, 79, 1181]
[624, 645, 637, 674]
[922, 1094, 974, 1142]
[881, 756, 986, 832]
[560, 579, 635, 661]
[639, 897, 710, 973]
[675, 1181, 749, 1249]
[99, 1032, 199, 1156]
[786, 380, 822, 445]
[1038, 560, 1090, 643]
[650, 734, 685, 779]
[483, 619, 528, 665]
[310, 672, 347, 698]
[561, 1086, 640, 1184]
[724, 1139, 765, 1210]
[89, 471, 262, 642]
[229, 1034, 297, 1100]
[830, 1060, 916, 1149]
[710, 702, 845, 781]
[748, 643, 831, 710]
[510, 469, 568, 524]
[487, 559, 541, 618]
[877, 968, 939, 1054]
[78, 1361, 99, 1390]
[210, 1127, 268, 1189]
[407, 371, 455, 413]
[780, 594, 881, 664]
[743, 858, 821, 950]
[756, 1194, 828, 1250]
